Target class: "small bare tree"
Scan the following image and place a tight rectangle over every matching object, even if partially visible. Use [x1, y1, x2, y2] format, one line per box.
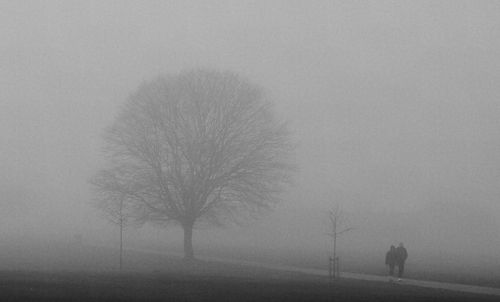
[91, 70, 294, 260]
[326, 204, 353, 280]
[94, 191, 137, 270]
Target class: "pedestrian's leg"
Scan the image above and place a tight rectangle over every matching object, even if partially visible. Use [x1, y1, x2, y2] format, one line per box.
[398, 262, 405, 278]
[388, 264, 395, 282]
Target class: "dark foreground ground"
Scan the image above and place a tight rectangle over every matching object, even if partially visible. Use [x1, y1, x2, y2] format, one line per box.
[1, 260, 499, 302]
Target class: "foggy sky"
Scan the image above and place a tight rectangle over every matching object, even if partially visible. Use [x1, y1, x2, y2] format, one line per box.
[1, 1, 500, 257]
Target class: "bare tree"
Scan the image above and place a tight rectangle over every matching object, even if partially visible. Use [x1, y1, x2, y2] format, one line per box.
[94, 191, 137, 270]
[326, 204, 354, 280]
[91, 70, 294, 260]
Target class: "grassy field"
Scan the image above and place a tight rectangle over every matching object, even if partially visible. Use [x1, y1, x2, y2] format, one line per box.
[1, 261, 499, 302]
[0, 242, 499, 301]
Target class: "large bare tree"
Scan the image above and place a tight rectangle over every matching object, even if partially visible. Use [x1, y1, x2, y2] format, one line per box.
[91, 70, 294, 260]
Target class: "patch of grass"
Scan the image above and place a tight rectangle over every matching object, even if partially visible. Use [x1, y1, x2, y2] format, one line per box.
[0, 260, 499, 302]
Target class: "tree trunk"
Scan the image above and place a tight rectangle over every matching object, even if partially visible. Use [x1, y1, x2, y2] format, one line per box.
[182, 223, 195, 260]
[119, 218, 123, 270]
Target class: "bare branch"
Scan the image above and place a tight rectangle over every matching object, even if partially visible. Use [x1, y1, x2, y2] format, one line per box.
[91, 69, 295, 234]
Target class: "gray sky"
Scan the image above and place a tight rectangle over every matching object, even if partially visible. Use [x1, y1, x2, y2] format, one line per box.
[1, 1, 500, 254]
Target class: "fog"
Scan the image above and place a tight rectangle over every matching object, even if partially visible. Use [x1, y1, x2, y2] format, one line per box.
[1, 0, 500, 276]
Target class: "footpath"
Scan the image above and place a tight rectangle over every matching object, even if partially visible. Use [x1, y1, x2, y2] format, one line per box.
[199, 254, 500, 297]
[119, 246, 500, 297]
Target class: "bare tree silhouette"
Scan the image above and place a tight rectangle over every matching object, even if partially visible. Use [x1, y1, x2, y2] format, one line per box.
[93, 191, 137, 270]
[326, 204, 354, 280]
[91, 70, 294, 260]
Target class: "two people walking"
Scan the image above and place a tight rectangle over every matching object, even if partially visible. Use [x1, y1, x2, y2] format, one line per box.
[385, 243, 408, 282]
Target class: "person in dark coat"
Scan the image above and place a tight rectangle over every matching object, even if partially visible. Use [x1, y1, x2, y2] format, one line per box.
[385, 245, 397, 279]
[395, 242, 408, 281]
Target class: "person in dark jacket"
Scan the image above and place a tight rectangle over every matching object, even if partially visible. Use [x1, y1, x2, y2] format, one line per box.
[395, 242, 408, 281]
[385, 245, 397, 280]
